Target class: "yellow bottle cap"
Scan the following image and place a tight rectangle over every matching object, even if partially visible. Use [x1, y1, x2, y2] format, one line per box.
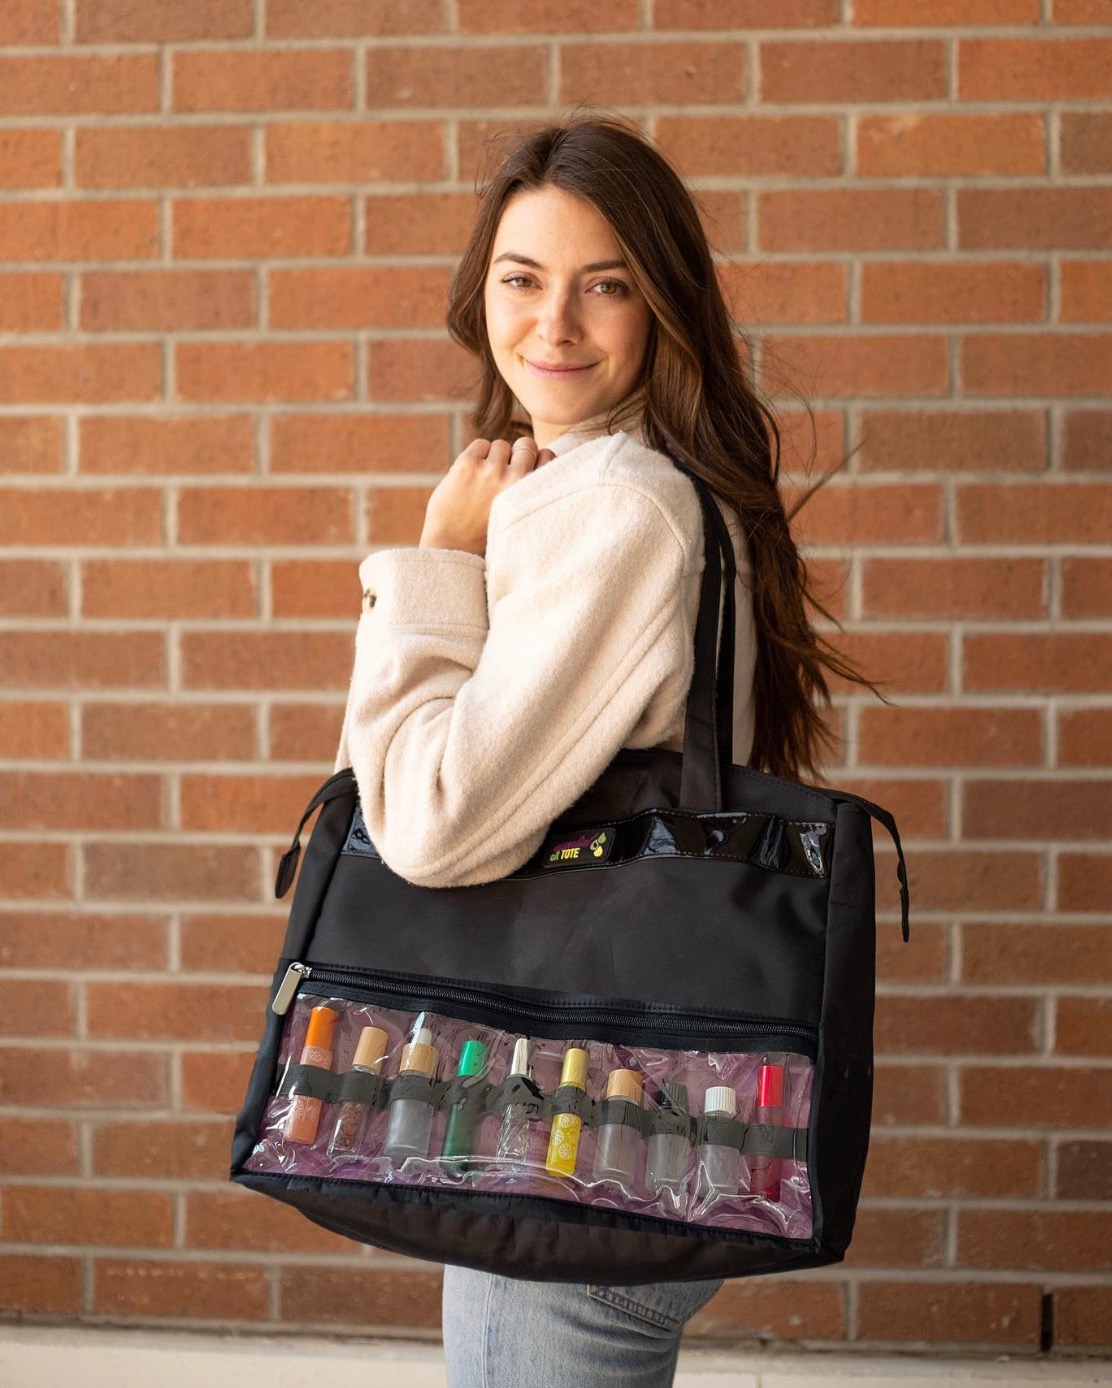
[352, 1026, 388, 1073]
[605, 1068, 642, 1103]
[559, 1047, 589, 1090]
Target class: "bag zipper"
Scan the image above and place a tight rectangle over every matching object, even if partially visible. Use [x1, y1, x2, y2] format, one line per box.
[271, 961, 817, 1052]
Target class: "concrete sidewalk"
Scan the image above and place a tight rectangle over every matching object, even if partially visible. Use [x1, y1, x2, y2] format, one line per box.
[1, 1327, 1110, 1388]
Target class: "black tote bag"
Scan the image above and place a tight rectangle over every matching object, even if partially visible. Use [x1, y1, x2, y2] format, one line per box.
[230, 474, 909, 1284]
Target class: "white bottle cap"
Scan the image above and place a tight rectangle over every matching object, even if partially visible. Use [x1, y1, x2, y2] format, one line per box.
[705, 1086, 736, 1117]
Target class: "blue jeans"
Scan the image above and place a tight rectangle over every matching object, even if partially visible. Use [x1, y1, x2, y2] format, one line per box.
[441, 1265, 722, 1388]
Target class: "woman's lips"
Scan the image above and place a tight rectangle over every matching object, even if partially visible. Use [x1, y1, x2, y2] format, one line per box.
[524, 359, 599, 378]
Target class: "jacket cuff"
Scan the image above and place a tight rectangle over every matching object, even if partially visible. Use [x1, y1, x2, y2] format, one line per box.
[357, 548, 488, 631]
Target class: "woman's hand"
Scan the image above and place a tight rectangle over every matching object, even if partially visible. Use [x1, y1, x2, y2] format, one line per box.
[419, 437, 554, 557]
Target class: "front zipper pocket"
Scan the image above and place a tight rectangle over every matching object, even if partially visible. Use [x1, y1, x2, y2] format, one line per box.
[244, 964, 817, 1241]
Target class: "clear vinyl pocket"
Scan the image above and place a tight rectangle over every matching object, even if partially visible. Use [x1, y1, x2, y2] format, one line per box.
[243, 965, 816, 1241]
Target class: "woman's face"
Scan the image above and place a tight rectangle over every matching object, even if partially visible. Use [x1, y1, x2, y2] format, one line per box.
[483, 185, 652, 448]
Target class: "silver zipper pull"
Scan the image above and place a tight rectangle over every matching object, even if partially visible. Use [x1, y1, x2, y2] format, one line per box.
[272, 962, 312, 1016]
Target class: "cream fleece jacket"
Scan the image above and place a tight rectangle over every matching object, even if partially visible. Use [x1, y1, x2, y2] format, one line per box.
[334, 427, 756, 888]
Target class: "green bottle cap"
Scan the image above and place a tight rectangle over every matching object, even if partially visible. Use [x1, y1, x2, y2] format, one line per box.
[457, 1039, 487, 1077]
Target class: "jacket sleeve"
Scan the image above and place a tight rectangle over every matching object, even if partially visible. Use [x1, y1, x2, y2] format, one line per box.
[340, 479, 699, 887]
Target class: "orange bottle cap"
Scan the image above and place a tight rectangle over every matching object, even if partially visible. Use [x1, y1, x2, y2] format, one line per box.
[305, 1005, 338, 1050]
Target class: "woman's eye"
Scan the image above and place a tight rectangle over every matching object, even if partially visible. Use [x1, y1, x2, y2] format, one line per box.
[592, 279, 628, 297]
[502, 274, 536, 289]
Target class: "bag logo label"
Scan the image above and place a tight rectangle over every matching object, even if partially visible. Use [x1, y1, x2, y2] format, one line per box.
[542, 828, 614, 870]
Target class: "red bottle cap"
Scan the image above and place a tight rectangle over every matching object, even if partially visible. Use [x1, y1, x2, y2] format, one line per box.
[757, 1062, 785, 1108]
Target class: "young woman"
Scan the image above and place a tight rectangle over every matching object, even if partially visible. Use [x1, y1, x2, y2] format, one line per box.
[335, 117, 859, 1388]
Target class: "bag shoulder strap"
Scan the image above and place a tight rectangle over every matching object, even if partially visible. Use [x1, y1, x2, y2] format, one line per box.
[274, 767, 356, 899]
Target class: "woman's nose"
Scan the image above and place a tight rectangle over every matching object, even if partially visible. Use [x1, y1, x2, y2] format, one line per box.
[536, 289, 579, 344]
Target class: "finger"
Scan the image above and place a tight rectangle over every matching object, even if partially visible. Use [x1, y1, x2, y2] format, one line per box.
[536, 448, 556, 468]
[457, 438, 491, 466]
[507, 436, 540, 472]
[486, 439, 514, 468]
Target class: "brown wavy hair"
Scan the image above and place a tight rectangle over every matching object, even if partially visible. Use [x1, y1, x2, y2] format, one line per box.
[447, 115, 869, 781]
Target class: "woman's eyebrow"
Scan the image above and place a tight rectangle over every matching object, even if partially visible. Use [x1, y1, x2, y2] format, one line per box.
[491, 252, 628, 273]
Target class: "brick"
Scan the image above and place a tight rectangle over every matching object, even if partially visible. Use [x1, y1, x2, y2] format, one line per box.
[876, 928, 956, 987]
[0, 0, 58, 43]
[857, 409, 1046, 473]
[178, 486, 353, 546]
[86, 980, 264, 1042]
[0, 1256, 81, 1315]
[266, 0, 445, 36]
[0, 559, 67, 618]
[269, 265, 449, 330]
[843, 1209, 946, 1270]
[960, 189, 1112, 251]
[829, 632, 949, 697]
[854, 0, 1039, 20]
[1060, 853, 1112, 913]
[84, 842, 260, 903]
[265, 119, 445, 184]
[1057, 998, 1112, 1057]
[857, 1282, 1041, 1346]
[76, 125, 251, 192]
[840, 777, 949, 843]
[174, 48, 353, 113]
[366, 45, 546, 108]
[1058, 707, 1112, 765]
[80, 415, 255, 476]
[0, 1046, 164, 1107]
[857, 113, 1044, 179]
[965, 334, 1112, 398]
[789, 482, 942, 547]
[82, 559, 257, 620]
[0, 771, 161, 832]
[173, 195, 351, 260]
[3, 1187, 173, 1248]
[876, 994, 1038, 1057]
[0, 978, 73, 1037]
[267, 703, 345, 764]
[0, 911, 166, 970]
[1055, 0, 1109, 16]
[460, 0, 638, 29]
[963, 923, 1112, 986]
[1061, 262, 1112, 324]
[181, 632, 351, 691]
[1057, 1141, 1112, 1200]
[368, 338, 476, 404]
[367, 485, 434, 544]
[94, 1259, 268, 1320]
[0, 843, 69, 898]
[0, 200, 157, 263]
[965, 777, 1111, 842]
[777, 408, 847, 477]
[77, 0, 252, 40]
[561, 41, 745, 106]
[719, 261, 847, 327]
[93, 1119, 230, 1180]
[180, 1047, 256, 1113]
[270, 412, 450, 474]
[864, 1136, 1042, 1199]
[859, 707, 1043, 769]
[763, 333, 949, 399]
[863, 262, 1045, 326]
[271, 558, 359, 618]
[0, 273, 63, 332]
[0, 701, 69, 758]
[176, 342, 355, 404]
[657, 0, 837, 23]
[365, 192, 476, 256]
[762, 40, 946, 104]
[0, 486, 160, 546]
[960, 1211, 1112, 1272]
[1061, 113, 1112, 176]
[179, 910, 287, 974]
[0, 54, 159, 115]
[185, 1190, 352, 1253]
[960, 38, 1112, 101]
[894, 848, 1042, 914]
[966, 633, 1112, 694]
[0, 632, 164, 690]
[180, 772, 326, 833]
[278, 1265, 445, 1332]
[1056, 1288, 1112, 1348]
[658, 116, 840, 180]
[84, 701, 256, 762]
[691, 1280, 844, 1340]
[861, 558, 1046, 620]
[874, 1063, 945, 1126]
[82, 269, 256, 333]
[959, 482, 1111, 544]
[0, 1121, 78, 1177]
[963, 1064, 1112, 1127]
[759, 189, 944, 252]
[0, 130, 61, 189]
[0, 345, 161, 405]
[1062, 410, 1112, 472]
[0, 417, 64, 474]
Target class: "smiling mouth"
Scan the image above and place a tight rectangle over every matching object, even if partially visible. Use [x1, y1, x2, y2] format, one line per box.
[524, 359, 599, 377]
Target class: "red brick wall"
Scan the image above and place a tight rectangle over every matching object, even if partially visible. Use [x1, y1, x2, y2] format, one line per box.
[1, 0, 1110, 1353]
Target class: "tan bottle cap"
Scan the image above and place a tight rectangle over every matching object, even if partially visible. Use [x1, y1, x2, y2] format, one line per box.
[353, 1026, 388, 1073]
[605, 1068, 643, 1103]
[559, 1046, 589, 1090]
[400, 1026, 438, 1077]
